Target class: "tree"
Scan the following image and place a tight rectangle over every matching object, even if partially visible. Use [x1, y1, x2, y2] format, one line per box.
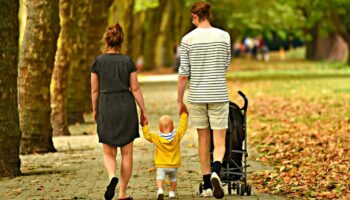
[329, 0, 350, 65]
[18, 0, 60, 154]
[67, 0, 113, 124]
[0, 0, 21, 177]
[51, 0, 72, 136]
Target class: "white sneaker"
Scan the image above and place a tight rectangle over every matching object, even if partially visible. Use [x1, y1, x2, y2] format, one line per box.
[169, 191, 176, 199]
[210, 172, 224, 199]
[157, 189, 164, 200]
[199, 188, 213, 197]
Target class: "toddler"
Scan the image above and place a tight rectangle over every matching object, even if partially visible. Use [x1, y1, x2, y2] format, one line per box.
[142, 111, 188, 200]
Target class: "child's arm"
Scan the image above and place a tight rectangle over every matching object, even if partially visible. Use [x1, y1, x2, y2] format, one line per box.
[142, 125, 158, 143]
[177, 112, 188, 140]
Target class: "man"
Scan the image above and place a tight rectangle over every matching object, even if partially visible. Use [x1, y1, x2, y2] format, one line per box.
[177, 1, 231, 199]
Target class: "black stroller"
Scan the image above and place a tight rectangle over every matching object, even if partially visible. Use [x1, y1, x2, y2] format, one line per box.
[199, 91, 251, 196]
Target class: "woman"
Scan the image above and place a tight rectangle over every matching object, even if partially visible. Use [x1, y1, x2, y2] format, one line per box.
[90, 22, 147, 200]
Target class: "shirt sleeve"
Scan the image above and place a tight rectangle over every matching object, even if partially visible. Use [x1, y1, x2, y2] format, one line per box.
[129, 57, 137, 73]
[142, 125, 159, 143]
[178, 39, 190, 77]
[90, 58, 98, 73]
[226, 34, 231, 71]
[177, 113, 188, 140]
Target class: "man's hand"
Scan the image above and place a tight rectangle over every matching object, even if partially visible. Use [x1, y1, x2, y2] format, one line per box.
[178, 102, 189, 115]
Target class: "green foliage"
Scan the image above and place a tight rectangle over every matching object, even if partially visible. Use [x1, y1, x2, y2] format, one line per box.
[134, 0, 159, 13]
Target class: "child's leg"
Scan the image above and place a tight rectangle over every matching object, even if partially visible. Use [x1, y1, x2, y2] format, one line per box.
[169, 181, 177, 191]
[168, 168, 178, 191]
[157, 179, 164, 190]
[156, 168, 166, 190]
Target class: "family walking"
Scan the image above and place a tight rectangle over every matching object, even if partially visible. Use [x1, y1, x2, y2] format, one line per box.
[90, 1, 231, 199]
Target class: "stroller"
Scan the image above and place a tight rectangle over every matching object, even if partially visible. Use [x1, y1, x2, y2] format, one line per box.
[199, 91, 251, 196]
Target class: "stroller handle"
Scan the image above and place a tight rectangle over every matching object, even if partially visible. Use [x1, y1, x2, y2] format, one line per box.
[238, 90, 248, 111]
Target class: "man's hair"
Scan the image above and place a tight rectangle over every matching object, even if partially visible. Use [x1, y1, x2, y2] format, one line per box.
[191, 1, 212, 22]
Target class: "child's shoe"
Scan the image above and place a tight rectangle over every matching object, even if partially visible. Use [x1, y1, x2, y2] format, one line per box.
[199, 188, 213, 197]
[169, 191, 176, 199]
[157, 188, 164, 200]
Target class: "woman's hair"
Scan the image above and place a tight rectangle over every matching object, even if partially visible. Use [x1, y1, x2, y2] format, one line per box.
[191, 1, 212, 22]
[104, 23, 124, 50]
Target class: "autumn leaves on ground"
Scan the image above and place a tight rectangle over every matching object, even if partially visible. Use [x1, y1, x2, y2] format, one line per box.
[227, 56, 350, 199]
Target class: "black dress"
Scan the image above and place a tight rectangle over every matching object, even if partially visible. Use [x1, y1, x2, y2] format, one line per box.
[90, 54, 139, 147]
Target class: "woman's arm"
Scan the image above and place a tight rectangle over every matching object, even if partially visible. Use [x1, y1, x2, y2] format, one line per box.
[130, 72, 148, 125]
[91, 73, 99, 122]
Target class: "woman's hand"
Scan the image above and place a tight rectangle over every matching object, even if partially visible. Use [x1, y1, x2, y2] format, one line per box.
[140, 111, 148, 126]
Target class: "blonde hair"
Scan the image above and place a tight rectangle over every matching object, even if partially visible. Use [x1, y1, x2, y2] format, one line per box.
[159, 115, 174, 131]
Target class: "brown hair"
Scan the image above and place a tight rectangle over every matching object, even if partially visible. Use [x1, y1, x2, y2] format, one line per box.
[191, 1, 212, 22]
[104, 23, 124, 50]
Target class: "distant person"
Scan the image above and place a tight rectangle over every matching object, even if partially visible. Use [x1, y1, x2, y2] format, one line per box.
[141, 110, 188, 200]
[136, 55, 144, 72]
[90, 22, 148, 200]
[177, 1, 231, 199]
[173, 43, 181, 72]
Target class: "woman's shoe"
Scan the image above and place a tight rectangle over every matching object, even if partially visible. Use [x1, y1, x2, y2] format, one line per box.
[104, 177, 119, 200]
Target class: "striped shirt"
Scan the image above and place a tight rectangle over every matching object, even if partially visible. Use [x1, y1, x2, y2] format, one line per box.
[179, 27, 231, 103]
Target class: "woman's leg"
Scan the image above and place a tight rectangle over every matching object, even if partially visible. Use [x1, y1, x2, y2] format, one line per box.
[119, 141, 133, 198]
[103, 144, 118, 180]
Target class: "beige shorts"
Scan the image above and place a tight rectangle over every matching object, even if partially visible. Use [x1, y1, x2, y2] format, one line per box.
[189, 102, 229, 130]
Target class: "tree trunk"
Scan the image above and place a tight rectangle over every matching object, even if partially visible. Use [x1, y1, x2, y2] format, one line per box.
[142, 1, 166, 70]
[51, 0, 72, 136]
[314, 33, 347, 61]
[0, 0, 21, 177]
[67, 0, 112, 124]
[18, 0, 60, 154]
[109, 0, 134, 55]
[305, 26, 319, 60]
[130, 12, 146, 61]
[155, 0, 175, 67]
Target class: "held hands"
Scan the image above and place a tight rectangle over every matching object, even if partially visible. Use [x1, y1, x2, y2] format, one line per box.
[177, 101, 189, 115]
[140, 111, 148, 126]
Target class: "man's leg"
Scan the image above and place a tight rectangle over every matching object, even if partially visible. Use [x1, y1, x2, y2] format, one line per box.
[197, 128, 211, 175]
[212, 129, 226, 174]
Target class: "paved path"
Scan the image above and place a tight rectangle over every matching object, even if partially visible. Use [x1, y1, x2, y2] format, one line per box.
[0, 76, 286, 200]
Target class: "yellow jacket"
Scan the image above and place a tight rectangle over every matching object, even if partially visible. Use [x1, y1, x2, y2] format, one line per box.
[142, 113, 188, 168]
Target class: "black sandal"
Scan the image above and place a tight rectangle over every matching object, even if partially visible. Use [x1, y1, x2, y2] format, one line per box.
[104, 177, 119, 200]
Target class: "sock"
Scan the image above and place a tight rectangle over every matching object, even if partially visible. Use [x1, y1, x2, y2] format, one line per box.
[158, 188, 164, 193]
[203, 174, 212, 189]
[212, 161, 222, 175]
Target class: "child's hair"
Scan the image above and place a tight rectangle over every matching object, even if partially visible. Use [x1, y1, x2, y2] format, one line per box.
[191, 1, 212, 22]
[159, 115, 174, 130]
[104, 22, 124, 51]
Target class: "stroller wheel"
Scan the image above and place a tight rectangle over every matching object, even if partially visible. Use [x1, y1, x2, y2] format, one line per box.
[246, 184, 252, 196]
[239, 183, 245, 196]
[228, 182, 232, 195]
[198, 182, 203, 194]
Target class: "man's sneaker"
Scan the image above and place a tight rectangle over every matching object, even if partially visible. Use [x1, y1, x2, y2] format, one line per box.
[169, 191, 176, 199]
[157, 189, 164, 200]
[210, 172, 224, 199]
[199, 188, 213, 197]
